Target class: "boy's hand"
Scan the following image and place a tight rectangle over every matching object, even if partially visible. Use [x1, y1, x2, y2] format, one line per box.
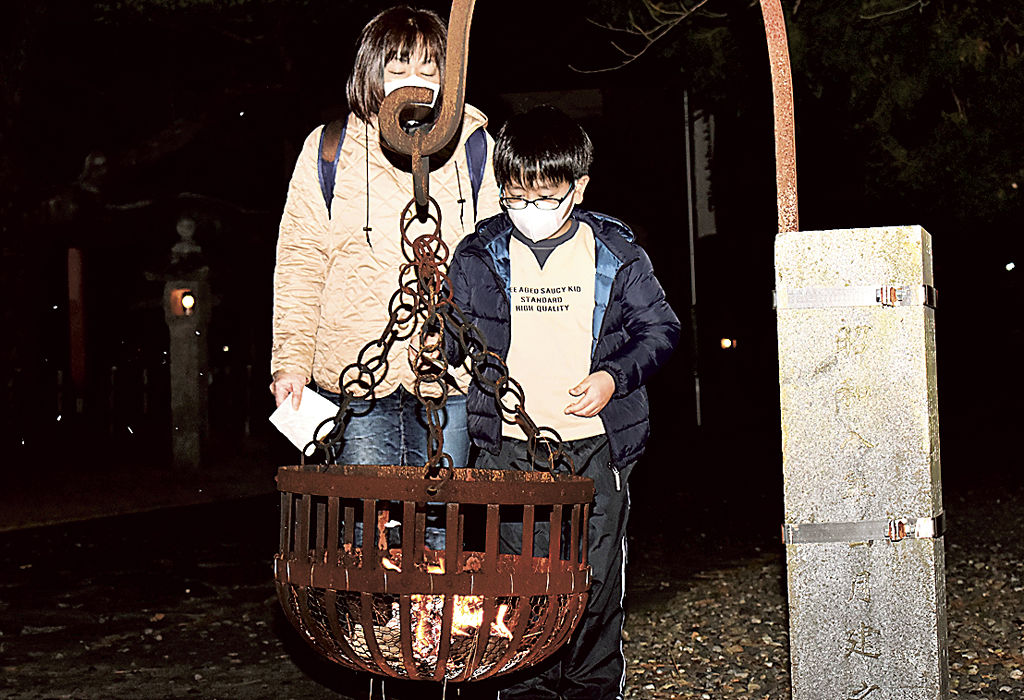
[564, 371, 615, 417]
[270, 372, 306, 409]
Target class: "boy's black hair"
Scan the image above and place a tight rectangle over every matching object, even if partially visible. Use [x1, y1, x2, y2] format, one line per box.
[494, 105, 593, 189]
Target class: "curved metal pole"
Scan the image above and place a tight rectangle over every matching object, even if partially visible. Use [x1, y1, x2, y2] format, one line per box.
[378, 0, 477, 217]
[760, 0, 799, 233]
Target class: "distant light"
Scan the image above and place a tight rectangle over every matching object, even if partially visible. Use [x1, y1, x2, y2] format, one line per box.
[222, 345, 230, 352]
[52, 305, 58, 310]
[720, 338, 738, 350]
[239, 111, 245, 117]
[1012, 182, 1019, 190]
[127, 426, 134, 435]
[56, 414, 62, 422]
[1007, 262, 1016, 271]
[180, 292, 196, 310]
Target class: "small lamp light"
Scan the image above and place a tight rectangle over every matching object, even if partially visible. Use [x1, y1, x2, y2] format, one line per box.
[170, 288, 196, 317]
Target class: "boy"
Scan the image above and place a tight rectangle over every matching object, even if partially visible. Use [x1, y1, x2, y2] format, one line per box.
[446, 106, 680, 700]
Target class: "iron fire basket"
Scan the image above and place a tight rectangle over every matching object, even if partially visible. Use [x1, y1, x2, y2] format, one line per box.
[275, 464, 592, 681]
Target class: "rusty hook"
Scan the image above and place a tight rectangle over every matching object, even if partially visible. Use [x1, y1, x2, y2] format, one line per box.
[378, 0, 477, 221]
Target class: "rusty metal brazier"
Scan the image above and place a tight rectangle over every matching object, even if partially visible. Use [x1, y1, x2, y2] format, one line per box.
[275, 464, 592, 681]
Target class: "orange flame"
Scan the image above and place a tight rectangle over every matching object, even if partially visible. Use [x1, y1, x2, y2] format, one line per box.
[403, 557, 515, 660]
[451, 595, 483, 636]
[491, 604, 513, 639]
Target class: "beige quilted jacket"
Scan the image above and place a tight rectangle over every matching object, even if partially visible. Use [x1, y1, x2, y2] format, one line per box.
[272, 105, 501, 395]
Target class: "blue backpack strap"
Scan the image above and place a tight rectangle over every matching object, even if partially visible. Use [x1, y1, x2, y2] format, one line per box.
[464, 126, 487, 219]
[317, 118, 347, 218]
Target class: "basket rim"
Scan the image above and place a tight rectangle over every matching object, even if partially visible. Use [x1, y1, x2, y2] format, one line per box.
[276, 464, 594, 505]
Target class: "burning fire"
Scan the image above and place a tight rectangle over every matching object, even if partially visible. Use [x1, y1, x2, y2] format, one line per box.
[381, 555, 514, 661]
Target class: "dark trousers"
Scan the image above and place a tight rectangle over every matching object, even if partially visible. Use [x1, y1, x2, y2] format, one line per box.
[476, 435, 633, 700]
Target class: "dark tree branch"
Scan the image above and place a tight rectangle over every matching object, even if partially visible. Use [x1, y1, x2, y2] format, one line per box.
[860, 0, 928, 22]
[571, 0, 713, 73]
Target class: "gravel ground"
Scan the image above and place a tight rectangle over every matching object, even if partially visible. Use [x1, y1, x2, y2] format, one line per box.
[621, 481, 1024, 699]
[1, 479, 1021, 699]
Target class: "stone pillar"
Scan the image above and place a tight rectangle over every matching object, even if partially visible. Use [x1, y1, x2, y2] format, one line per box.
[67, 247, 87, 413]
[163, 276, 210, 472]
[775, 226, 948, 700]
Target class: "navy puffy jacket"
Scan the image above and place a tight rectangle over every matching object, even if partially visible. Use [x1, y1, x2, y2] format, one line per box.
[446, 209, 680, 469]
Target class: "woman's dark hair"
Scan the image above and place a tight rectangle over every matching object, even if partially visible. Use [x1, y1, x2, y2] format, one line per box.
[493, 106, 594, 189]
[346, 6, 447, 122]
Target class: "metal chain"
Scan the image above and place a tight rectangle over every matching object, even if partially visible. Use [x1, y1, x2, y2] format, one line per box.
[306, 196, 575, 484]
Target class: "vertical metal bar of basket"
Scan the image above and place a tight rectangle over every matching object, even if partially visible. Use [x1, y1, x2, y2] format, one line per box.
[279, 491, 291, 553]
[548, 504, 562, 565]
[295, 586, 335, 661]
[520, 516, 566, 669]
[522, 504, 535, 558]
[327, 496, 340, 565]
[569, 503, 581, 565]
[362, 498, 378, 570]
[343, 503, 356, 551]
[520, 596, 561, 671]
[414, 504, 427, 556]
[457, 506, 466, 553]
[487, 596, 530, 680]
[445, 502, 460, 573]
[314, 499, 327, 555]
[398, 595, 419, 678]
[433, 594, 457, 682]
[460, 594, 496, 681]
[485, 504, 500, 571]
[547, 598, 578, 653]
[321, 589, 370, 671]
[360, 591, 390, 674]
[580, 504, 590, 566]
[297, 493, 312, 555]
[324, 589, 375, 673]
[402, 500, 416, 568]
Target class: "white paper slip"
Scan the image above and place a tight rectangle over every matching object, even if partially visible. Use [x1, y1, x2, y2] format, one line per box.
[269, 389, 339, 456]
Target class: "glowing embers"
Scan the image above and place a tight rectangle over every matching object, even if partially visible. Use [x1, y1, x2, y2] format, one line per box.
[274, 464, 593, 681]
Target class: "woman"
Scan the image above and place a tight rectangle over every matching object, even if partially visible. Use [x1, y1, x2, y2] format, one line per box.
[270, 5, 500, 469]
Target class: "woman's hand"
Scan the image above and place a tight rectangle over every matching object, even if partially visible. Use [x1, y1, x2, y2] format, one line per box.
[270, 372, 307, 409]
[564, 371, 616, 417]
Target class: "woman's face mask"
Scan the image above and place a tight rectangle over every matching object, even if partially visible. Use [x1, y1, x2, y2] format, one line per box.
[383, 53, 440, 108]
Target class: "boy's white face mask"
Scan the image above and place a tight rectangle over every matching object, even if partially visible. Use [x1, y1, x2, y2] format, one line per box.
[508, 189, 575, 242]
[383, 74, 439, 108]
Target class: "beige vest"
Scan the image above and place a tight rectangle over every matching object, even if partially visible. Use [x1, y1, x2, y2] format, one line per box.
[272, 106, 501, 395]
[503, 223, 605, 441]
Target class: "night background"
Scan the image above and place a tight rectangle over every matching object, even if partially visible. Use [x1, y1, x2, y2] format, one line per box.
[1, 0, 1022, 697]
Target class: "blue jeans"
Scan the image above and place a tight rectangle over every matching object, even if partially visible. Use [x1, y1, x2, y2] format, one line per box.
[313, 385, 468, 468]
[312, 385, 468, 548]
